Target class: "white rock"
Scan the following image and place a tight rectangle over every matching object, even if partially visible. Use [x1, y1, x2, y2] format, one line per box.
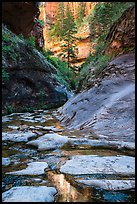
[2, 186, 57, 202]
[76, 179, 135, 191]
[6, 162, 48, 175]
[8, 125, 19, 130]
[60, 155, 135, 175]
[2, 157, 11, 166]
[2, 131, 36, 142]
[27, 133, 68, 150]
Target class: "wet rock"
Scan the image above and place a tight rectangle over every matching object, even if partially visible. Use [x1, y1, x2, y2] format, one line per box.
[8, 125, 19, 130]
[2, 130, 36, 142]
[6, 161, 48, 175]
[2, 186, 57, 202]
[60, 155, 135, 175]
[76, 179, 135, 191]
[2, 157, 11, 166]
[42, 126, 62, 132]
[27, 133, 68, 150]
[2, 116, 13, 122]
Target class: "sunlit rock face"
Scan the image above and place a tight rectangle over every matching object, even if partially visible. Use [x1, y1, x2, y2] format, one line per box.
[2, 2, 39, 37]
[39, 2, 97, 66]
[105, 5, 135, 58]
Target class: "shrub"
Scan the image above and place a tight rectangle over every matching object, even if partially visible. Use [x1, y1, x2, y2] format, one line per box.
[2, 66, 9, 82]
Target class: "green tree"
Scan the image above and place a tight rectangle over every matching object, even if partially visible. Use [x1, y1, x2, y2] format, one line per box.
[49, 2, 65, 39]
[59, 3, 78, 72]
[76, 2, 85, 27]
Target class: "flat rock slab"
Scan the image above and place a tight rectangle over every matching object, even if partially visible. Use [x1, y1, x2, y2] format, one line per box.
[76, 179, 135, 191]
[2, 186, 57, 202]
[2, 157, 11, 166]
[60, 155, 135, 175]
[6, 162, 48, 175]
[27, 133, 68, 150]
[2, 130, 36, 142]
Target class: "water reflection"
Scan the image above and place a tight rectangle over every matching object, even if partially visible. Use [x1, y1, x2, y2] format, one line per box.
[47, 171, 92, 202]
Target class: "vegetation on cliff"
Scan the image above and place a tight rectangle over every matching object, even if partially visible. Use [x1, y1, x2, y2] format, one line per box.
[76, 2, 134, 92]
[2, 24, 71, 114]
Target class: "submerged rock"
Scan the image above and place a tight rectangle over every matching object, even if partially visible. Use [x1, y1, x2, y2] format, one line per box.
[76, 179, 135, 191]
[27, 133, 68, 150]
[2, 186, 57, 202]
[60, 155, 135, 175]
[6, 161, 48, 175]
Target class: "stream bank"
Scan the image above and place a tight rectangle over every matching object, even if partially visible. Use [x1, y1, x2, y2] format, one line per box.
[2, 109, 135, 202]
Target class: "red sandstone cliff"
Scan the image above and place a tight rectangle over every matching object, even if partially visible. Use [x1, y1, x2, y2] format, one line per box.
[39, 2, 97, 67]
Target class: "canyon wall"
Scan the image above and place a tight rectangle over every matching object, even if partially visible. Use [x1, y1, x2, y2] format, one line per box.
[105, 5, 135, 58]
[39, 2, 97, 67]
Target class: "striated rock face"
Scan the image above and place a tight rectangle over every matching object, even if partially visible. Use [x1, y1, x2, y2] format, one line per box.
[2, 2, 39, 37]
[2, 25, 68, 114]
[105, 5, 135, 58]
[41, 2, 96, 23]
[58, 53, 135, 143]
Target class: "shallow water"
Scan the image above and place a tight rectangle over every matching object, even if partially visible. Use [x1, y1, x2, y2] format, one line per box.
[2, 109, 135, 202]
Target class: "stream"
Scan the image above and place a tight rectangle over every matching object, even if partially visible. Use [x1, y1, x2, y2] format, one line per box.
[2, 109, 135, 202]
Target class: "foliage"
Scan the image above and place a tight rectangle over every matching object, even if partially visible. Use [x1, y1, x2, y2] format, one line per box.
[2, 25, 18, 61]
[76, 2, 134, 90]
[6, 105, 13, 115]
[25, 36, 36, 47]
[76, 2, 85, 27]
[90, 2, 134, 44]
[2, 66, 9, 82]
[37, 19, 45, 28]
[18, 34, 36, 47]
[59, 3, 78, 71]
[42, 48, 75, 90]
[49, 2, 65, 39]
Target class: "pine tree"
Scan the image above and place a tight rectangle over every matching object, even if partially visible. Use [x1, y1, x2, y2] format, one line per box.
[49, 2, 65, 39]
[76, 2, 85, 27]
[59, 3, 78, 72]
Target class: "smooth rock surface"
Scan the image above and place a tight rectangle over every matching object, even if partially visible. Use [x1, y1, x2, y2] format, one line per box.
[2, 130, 36, 142]
[27, 133, 68, 150]
[2, 186, 57, 202]
[6, 162, 48, 175]
[2, 157, 11, 166]
[76, 179, 135, 191]
[60, 155, 135, 175]
[59, 54, 135, 149]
